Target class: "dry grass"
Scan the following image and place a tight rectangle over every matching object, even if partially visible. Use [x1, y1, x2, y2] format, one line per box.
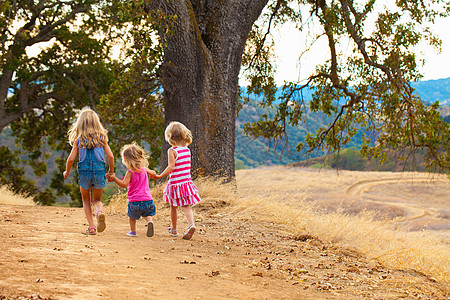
[105, 177, 235, 215]
[231, 191, 449, 282]
[0, 186, 35, 206]
[233, 168, 449, 283]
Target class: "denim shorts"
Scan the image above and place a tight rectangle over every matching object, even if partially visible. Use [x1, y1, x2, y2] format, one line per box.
[127, 200, 156, 220]
[77, 150, 106, 190]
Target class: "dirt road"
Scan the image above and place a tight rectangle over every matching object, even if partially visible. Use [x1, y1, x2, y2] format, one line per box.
[1, 201, 448, 299]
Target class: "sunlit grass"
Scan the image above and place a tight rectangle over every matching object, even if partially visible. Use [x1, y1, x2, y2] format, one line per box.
[231, 190, 449, 282]
[0, 185, 35, 206]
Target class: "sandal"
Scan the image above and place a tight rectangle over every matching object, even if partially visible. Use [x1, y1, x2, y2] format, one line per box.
[182, 224, 196, 240]
[96, 211, 106, 233]
[86, 226, 97, 235]
[167, 227, 179, 237]
[146, 221, 154, 237]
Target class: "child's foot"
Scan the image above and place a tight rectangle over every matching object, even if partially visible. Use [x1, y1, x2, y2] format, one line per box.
[126, 231, 137, 237]
[97, 212, 106, 233]
[167, 227, 179, 237]
[146, 221, 154, 237]
[86, 226, 97, 235]
[182, 224, 196, 240]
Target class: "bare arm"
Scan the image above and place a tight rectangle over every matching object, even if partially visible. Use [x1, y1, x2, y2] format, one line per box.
[154, 149, 176, 179]
[144, 167, 157, 179]
[103, 143, 115, 174]
[108, 171, 132, 188]
[63, 143, 78, 178]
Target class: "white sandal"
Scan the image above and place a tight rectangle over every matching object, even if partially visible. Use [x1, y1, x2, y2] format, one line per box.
[167, 227, 179, 237]
[182, 224, 196, 240]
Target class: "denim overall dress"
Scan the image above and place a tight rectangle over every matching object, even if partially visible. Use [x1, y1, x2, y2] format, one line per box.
[77, 142, 106, 190]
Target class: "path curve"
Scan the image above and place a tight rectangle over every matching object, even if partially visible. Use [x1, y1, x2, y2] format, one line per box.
[346, 177, 449, 222]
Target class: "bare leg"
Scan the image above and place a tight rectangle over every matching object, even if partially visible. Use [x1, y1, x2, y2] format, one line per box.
[129, 218, 137, 232]
[80, 187, 95, 228]
[92, 188, 104, 214]
[144, 216, 153, 223]
[170, 204, 178, 232]
[181, 205, 194, 226]
[181, 205, 196, 240]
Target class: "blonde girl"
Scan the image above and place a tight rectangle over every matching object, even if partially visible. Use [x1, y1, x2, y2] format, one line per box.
[63, 108, 114, 235]
[107, 143, 157, 237]
[153, 121, 201, 240]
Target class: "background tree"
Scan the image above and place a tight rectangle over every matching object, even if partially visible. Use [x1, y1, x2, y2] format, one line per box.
[0, 0, 114, 204]
[241, 0, 450, 172]
[0, 1, 166, 205]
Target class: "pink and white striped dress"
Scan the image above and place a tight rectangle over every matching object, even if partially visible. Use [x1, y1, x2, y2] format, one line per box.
[163, 146, 201, 206]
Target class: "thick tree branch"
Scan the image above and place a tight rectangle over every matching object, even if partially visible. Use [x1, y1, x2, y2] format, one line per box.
[0, 91, 59, 130]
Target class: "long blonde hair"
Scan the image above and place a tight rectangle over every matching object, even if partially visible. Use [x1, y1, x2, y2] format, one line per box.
[164, 121, 192, 146]
[68, 108, 108, 148]
[120, 142, 149, 171]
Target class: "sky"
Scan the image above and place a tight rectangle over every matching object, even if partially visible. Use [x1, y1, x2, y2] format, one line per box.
[270, 16, 450, 86]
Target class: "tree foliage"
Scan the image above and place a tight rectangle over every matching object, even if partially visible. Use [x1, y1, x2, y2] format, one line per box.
[0, 0, 166, 205]
[242, 0, 450, 173]
[98, 4, 175, 168]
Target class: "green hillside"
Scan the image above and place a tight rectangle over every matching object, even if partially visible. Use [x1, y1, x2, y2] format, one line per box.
[234, 100, 365, 169]
[290, 147, 432, 172]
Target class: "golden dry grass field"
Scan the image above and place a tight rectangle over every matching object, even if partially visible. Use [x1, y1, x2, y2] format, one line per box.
[235, 167, 449, 281]
[0, 167, 449, 299]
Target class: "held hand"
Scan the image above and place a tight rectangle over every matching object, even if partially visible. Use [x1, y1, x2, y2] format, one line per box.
[106, 172, 116, 182]
[148, 170, 157, 179]
[63, 170, 69, 179]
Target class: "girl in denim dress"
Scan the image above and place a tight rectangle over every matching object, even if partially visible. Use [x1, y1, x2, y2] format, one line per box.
[107, 142, 157, 237]
[63, 108, 115, 235]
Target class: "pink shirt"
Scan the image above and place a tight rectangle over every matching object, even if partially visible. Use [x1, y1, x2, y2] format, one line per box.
[127, 168, 153, 202]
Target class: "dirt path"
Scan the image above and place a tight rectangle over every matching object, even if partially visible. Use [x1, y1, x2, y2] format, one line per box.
[346, 176, 450, 224]
[1, 202, 448, 299]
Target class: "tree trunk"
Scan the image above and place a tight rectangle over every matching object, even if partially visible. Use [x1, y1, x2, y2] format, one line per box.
[152, 0, 268, 180]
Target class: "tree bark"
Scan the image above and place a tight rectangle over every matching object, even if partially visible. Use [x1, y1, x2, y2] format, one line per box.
[151, 0, 268, 179]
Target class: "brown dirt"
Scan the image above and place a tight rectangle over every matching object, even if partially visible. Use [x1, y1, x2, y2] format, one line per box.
[1, 200, 448, 299]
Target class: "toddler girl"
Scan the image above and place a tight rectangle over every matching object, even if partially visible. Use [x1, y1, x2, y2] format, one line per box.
[153, 121, 201, 240]
[63, 108, 115, 235]
[107, 143, 157, 237]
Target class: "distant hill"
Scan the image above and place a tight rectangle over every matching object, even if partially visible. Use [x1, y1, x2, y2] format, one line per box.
[234, 100, 364, 169]
[289, 147, 435, 172]
[412, 77, 450, 107]
[235, 77, 450, 170]
[241, 77, 450, 108]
